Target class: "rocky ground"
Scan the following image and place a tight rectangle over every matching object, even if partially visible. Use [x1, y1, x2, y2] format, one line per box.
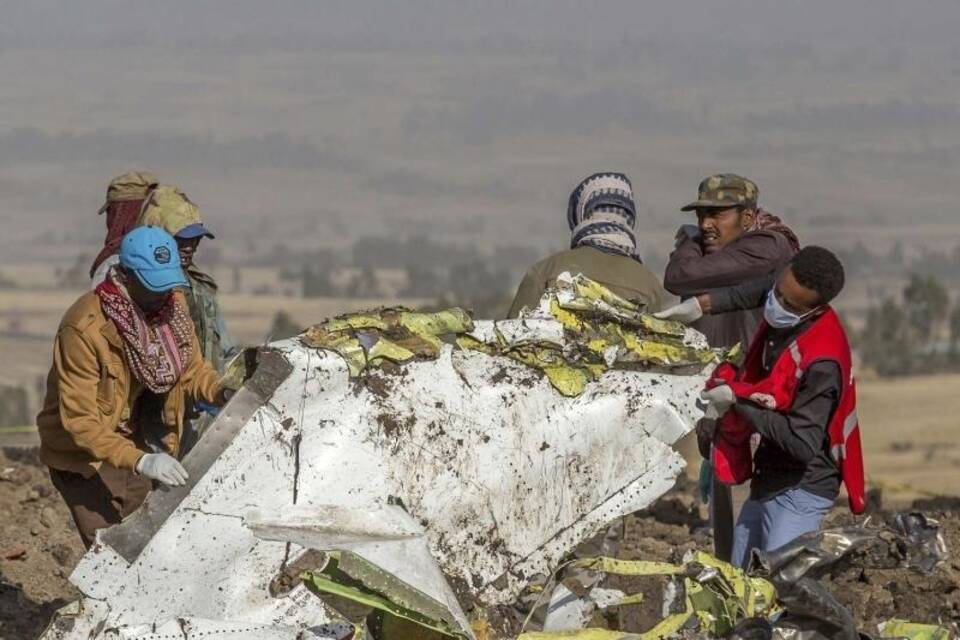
[0, 447, 958, 640]
[0, 448, 83, 640]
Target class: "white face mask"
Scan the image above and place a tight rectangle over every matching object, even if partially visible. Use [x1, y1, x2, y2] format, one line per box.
[763, 289, 819, 329]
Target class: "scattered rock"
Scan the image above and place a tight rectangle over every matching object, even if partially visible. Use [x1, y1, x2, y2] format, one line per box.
[0, 448, 83, 640]
[0, 466, 30, 485]
[49, 544, 73, 568]
[1, 545, 28, 560]
[39, 507, 56, 529]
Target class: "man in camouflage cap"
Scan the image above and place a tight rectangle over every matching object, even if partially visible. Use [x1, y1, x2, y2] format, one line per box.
[138, 185, 237, 375]
[679, 174, 761, 253]
[90, 171, 159, 284]
[659, 173, 799, 563]
[682, 173, 759, 208]
[664, 173, 799, 346]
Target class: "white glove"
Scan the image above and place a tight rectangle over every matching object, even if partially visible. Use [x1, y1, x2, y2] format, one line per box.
[654, 297, 704, 324]
[136, 453, 189, 487]
[700, 384, 736, 420]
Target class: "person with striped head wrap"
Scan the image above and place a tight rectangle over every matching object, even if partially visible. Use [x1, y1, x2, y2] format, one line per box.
[507, 172, 666, 317]
[506, 174, 667, 625]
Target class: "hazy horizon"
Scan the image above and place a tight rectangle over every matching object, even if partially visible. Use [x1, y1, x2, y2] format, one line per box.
[1, 0, 959, 266]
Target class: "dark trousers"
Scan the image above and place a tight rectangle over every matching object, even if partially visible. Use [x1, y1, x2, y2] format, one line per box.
[49, 463, 152, 549]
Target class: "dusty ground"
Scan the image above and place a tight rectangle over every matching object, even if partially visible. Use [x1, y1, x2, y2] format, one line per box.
[0, 448, 83, 640]
[820, 501, 960, 632]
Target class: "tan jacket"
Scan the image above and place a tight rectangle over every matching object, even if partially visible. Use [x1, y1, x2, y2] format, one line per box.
[507, 246, 667, 318]
[37, 291, 222, 477]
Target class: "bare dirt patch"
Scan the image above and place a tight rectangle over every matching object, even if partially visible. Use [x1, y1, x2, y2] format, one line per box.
[0, 447, 83, 640]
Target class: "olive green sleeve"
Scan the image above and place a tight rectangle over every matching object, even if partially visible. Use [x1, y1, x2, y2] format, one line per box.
[506, 267, 547, 319]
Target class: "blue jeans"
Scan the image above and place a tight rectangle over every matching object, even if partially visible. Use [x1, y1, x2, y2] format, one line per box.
[731, 488, 834, 568]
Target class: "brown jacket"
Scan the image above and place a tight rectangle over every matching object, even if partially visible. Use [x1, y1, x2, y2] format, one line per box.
[507, 246, 667, 318]
[37, 291, 222, 477]
[664, 230, 796, 350]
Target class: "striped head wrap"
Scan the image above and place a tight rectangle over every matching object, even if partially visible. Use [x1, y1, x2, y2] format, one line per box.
[567, 172, 638, 258]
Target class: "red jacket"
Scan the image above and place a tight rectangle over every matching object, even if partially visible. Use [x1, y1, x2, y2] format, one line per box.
[709, 308, 866, 514]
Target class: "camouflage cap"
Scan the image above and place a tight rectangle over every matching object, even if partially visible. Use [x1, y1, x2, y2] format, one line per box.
[680, 173, 758, 212]
[138, 185, 214, 239]
[98, 171, 159, 214]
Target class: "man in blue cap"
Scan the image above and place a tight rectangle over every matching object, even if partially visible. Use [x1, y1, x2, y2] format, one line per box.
[37, 226, 229, 548]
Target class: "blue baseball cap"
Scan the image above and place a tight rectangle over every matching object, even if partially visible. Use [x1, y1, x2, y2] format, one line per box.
[175, 222, 215, 240]
[119, 226, 189, 293]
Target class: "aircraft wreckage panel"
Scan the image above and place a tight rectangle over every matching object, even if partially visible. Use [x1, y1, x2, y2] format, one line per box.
[43, 335, 708, 638]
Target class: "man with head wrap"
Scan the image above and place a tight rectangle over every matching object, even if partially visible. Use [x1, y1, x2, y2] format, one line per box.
[506, 174, 666, 629]
[507, 172, 666, 317]
[90, 171, 159, 286]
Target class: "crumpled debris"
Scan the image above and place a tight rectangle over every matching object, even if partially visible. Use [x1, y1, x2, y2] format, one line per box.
[301, 273, 732, 396]
[767, 579, 860, 640]
[521, 515, 955, 640]
[473, 273, 734, 396]
[730, 617, 775, 640]
[891, 513, 949, 574]
[522, 552, 777, 639]
[878, 619, 952, 640]
[750, 521, 953, 640]
[751, 528, 880, 585]
[218, 347, 261, 391]
[301, 550, 471, 639]
[303, 309, 473, 376]
[518, 631, 642, 639]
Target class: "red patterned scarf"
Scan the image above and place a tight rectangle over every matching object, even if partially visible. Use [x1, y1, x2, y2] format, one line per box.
[95, 270, 194, 393]
[751, 208, 801, 253]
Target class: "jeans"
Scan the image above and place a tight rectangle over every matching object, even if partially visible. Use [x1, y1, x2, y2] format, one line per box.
[731, 487, 834, 568]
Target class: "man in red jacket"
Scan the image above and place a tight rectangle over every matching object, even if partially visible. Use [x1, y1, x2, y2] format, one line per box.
[659, 173, 799, 562]
[685, 247, 864, 567]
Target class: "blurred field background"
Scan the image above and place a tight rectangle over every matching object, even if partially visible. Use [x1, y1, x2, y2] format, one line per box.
[1, 1, 959, 504]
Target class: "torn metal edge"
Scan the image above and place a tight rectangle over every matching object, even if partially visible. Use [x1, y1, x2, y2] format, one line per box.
[100, 348, 294, 563]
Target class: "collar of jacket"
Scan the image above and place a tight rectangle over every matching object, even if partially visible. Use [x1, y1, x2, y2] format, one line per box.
[100, 316, 123, 348]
